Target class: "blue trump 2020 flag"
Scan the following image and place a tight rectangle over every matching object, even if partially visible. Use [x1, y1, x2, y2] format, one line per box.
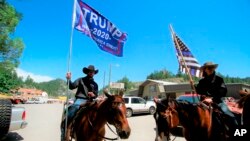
[74, 0, 127, 57]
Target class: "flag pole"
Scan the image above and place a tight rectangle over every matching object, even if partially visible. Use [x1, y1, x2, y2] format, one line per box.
[63, 0, 77, 139]
[169, 24, 197, 93]
[108, 64, 112, 92]
[103, 71, 106, 91]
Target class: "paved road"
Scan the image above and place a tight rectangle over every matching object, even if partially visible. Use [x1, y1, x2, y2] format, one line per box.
[3, 104, 185, 141]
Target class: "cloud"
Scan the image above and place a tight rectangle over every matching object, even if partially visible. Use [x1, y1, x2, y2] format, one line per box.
[16, 68, 54, 83]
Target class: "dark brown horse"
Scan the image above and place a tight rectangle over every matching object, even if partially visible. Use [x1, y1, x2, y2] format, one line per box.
[154, 97, 172, 141]
[156, 95, 250, 141]
[64, 91, 131, 141]
[165, 98, 213, 141]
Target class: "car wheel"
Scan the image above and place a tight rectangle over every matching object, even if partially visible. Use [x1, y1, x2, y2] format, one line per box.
[0, 99, 12, 139]
[126, 108, 133, 117]
[149, 106, 156, 115]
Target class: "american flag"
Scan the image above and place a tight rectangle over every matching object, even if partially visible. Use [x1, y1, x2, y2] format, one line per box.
[173, 34, 202, 78]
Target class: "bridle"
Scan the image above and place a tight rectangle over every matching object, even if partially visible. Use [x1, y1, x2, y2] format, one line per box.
[87, 100, 125, 141]
[87, 115, 119, 140]
[154, 100, 178, 141]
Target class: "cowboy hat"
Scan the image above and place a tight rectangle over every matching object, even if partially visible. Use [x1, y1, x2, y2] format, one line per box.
[82, 65, 99, 74]
[200, 62, 218, 70]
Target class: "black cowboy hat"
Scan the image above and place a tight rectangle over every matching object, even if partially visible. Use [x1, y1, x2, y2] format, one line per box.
[82, 65, 99, 74]
[200, 62, 218, 70]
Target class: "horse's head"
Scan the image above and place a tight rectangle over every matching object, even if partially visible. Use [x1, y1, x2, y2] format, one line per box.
[154, 97, 172, 140]
[164, 99, 180, 128]
[103, 91, 131, 139]
[155, 95, 180, 129]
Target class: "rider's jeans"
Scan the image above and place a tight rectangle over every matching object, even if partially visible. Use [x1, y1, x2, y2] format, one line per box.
[68, 98, 87, 120]
[218, 102, 238, 125]
[61, 98, 87, 141]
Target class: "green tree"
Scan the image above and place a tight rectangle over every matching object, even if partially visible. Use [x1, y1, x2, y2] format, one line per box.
[0, 1, 24, 69]
[37, 79, 68, 97]
[0, 67, 22, 93]
[23, 75, 36, 88]
[117, 76, 135, 91]
[0, 1, 24, 93]
[147, 69, 175, 80]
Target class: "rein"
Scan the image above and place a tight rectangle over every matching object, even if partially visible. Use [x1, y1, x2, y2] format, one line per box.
[155, 101, 178, 141]
[87, 115, 119, 140]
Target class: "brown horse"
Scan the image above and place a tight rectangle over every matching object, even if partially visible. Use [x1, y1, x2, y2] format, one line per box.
[64, 91, 131, 141]
[154, 97, 172, 141]
[165, 99, 213, 141]
[157, 95, 250, 141]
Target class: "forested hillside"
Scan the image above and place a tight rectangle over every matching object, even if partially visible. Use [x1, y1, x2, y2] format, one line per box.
[147, 69, 250, 84]
[36, 79, 68, 97]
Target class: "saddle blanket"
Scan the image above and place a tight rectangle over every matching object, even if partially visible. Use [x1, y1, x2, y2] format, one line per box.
[224, 97, 242, 114]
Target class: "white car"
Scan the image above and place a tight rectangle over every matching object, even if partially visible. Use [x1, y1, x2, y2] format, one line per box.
[25, 99, 36, 104]
[123, 96, 156, 117]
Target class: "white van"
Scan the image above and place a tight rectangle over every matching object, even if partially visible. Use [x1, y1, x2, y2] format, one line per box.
[35, 96, 48, 104]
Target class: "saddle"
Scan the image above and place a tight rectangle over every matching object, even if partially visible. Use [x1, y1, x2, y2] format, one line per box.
[224, 97, 243, 114]
[61, 101, 98, 141]
[199, 101, 240, 126]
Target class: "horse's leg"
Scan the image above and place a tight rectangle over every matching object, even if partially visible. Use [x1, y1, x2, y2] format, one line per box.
[154, 112, 162, 141]
[160, 132, 169, 141]
[65, 122, 72, 141]
[183, 128, 191, 141]
[211, 112, 229, 141]
[155, 132, 169, 141]
[60, 114, 74, 141]
[154, 113, 170, 141]
[60, 116, 68, 141]
[154, 125, 159, 141]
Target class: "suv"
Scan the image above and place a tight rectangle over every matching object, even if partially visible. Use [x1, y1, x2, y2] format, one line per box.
[123, 96, 156, 117]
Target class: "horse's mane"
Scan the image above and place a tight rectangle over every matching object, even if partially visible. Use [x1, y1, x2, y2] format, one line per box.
[171, 99, 205, 121]
[158, 97, 200, 111]
[76, 101, 99, 119]
[74, 98, 110, 121]
[156, 97, 203, 121]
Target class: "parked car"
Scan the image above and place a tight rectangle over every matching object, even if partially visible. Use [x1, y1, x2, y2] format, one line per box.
[0, 99, 28, 139]
[123, 96, 156, 117]
[25, 98, 36, 104]
[35, 96, 48, 104]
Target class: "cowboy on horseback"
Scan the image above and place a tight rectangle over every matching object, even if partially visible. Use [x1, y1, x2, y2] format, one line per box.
[61, 65, 99, 141]
[195, 62, 238, 127]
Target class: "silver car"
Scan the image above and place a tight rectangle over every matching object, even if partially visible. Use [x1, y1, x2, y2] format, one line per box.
[123, 96, 156, 117]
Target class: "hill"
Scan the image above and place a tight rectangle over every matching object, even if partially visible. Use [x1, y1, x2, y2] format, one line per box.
[36, 79, 69, 98]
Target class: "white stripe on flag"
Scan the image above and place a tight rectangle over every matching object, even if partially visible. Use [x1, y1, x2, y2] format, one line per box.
[180, 62, 201, 68]
[178, 56, 199, 62]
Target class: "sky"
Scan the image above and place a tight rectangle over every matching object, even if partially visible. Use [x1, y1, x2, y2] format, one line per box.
[7, 0, 250, 87]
